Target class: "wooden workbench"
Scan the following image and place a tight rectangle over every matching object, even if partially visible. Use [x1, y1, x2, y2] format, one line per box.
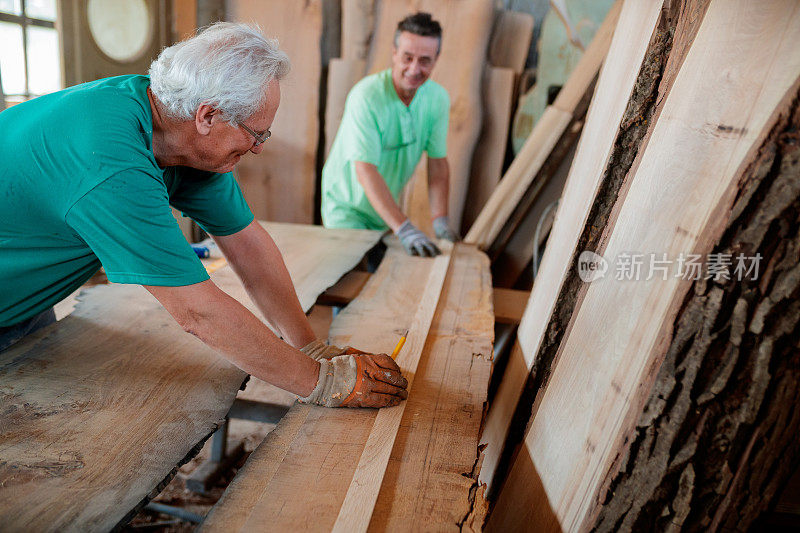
[201, 242, 494, 531]
[0, 222, 381, 531]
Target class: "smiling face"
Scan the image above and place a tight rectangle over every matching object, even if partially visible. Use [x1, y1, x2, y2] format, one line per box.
[390, 31, 439, 103]
[193, 80, 281, 173]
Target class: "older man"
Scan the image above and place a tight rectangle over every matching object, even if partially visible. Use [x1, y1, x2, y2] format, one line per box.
[321, 12, 459, 257]
[0, 23, 406, 409]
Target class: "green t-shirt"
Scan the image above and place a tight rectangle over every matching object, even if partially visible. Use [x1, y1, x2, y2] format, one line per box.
[321, 69, 450, 230]
[0, 75, 254, 326]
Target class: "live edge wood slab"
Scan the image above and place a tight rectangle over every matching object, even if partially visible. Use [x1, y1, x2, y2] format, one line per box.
[201, 241, 494, 532]
[0, 222, 380, 532]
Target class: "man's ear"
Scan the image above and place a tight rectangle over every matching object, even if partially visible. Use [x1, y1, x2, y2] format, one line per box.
[195, 104, 216, 135]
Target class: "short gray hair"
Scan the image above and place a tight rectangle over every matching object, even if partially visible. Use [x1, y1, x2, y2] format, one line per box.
[149, 22, 290, 124]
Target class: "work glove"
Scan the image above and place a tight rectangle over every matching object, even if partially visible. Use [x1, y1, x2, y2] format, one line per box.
[432, 216, 460, 242]
[395, 220, 441, 257]
[298, 353, 408, 408]
[300, 339, 367, 361]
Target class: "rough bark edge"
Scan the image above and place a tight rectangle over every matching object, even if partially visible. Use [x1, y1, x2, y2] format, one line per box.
[593, 80, 800, 533]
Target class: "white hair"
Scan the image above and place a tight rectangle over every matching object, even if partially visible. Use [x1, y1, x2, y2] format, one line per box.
[149, 22, 290, 124]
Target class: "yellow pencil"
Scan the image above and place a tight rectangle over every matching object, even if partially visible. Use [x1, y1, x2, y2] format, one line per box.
[390, 330, 409, 359]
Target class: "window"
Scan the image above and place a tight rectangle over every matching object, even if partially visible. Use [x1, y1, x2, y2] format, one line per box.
[0, 0, 61, 101]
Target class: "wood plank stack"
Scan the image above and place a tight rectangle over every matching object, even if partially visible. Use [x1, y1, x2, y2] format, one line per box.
[0, 223, 380, 531]
[483, 0, 800, 530]
[461, 10, 535, 232]
[464, 0, 621, 290]
[201, 241, 494, 531]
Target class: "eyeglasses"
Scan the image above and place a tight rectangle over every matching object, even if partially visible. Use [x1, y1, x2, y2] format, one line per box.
[238, 122, 271, 147]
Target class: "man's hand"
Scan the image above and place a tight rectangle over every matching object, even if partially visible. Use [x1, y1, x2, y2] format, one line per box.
[432, 216, 460, 242]
[395, 220, 441, 257]
[298, 353, 408, 408]
[300, 339, 367, 361]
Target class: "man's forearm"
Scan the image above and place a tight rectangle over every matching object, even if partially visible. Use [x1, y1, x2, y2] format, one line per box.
[354, 161, 407, 231]
[427, 157, 449, 219]
[146, 280, 319, 396]
[213, 221, 315, 349]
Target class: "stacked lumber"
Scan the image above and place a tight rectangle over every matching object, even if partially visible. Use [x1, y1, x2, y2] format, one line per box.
[0, 223, 380, 531]
[461, 10, 534, 233]
[227, 1, 322, 223]
[201, 241, 494, 531]
[486, 0, 800, 530]
[465, 2, 621, 254]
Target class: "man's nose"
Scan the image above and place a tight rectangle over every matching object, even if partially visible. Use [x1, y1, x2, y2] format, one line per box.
[250, 142, 265, 155]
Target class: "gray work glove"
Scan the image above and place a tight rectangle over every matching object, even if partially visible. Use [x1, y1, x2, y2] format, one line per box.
[300, 339, 361, 361]
[395, 220, 441, 257]
[300, 339, 347, 361]
[432, 216, 460, 242]
[298, 353, 408, 408]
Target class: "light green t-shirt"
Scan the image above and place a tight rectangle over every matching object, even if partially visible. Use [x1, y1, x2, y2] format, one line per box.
[321, 69, 450, 230]
[0, 75, 254, 326]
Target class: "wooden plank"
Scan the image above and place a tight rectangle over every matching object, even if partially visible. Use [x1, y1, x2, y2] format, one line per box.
[369, 244, 493, 530]
[489, 10, 535, 74]
[464, 0, 621, 250]
[319, 270, 527, 326]
[462, 66, 516, 233]
[0, 223, 379, 531]
[366, 0, 494, 230]
[255, 223, 381, 312]
[478, 0, 659, 493]
[172, 0, 197, 41]
[464, 105, 572, 249]
[342, 0, 376, 61]
[493, 288, 530, 325]
[493, 1, 800, 530]
[490, 137, 575, 288]
[317, 270, 372, 306]
[201, 243, 493, 531]
[332, 243, 452, 531]
[227, 1, 322, 223]
[325, 58, 367, 159]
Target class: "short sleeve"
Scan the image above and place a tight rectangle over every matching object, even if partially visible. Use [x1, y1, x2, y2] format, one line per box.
[65, 171, 209, 286]
[169, 168, 254, 236]
[425, 90, 450, 159]
[341, 88, 382, 166]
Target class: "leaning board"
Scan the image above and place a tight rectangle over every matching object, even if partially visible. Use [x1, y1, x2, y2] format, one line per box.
[494, 1, 800, 530]
[0, 223, 380, 531]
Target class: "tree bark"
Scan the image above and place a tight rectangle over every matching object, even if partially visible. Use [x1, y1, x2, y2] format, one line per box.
[593, 79, 800, 533]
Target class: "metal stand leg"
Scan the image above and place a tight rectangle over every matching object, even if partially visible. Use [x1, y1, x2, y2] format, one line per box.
[184, 400, 290, 494]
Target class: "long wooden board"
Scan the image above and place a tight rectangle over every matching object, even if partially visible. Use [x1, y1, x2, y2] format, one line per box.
[477, 0, 659, 493]
[492, 2, 800, 530]
[488, 10, 535, 74]
[464, 0, 621, 250]
[201, 242, 493, 531]
[325, 58, 366, 159]
[462, 66, 516, 233]
[227, 1, 322, 223]
[332, 242, 452, 531]
[0, 223, 380, 531]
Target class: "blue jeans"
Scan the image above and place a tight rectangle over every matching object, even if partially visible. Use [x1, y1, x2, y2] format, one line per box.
[0, 308, 56, 352]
